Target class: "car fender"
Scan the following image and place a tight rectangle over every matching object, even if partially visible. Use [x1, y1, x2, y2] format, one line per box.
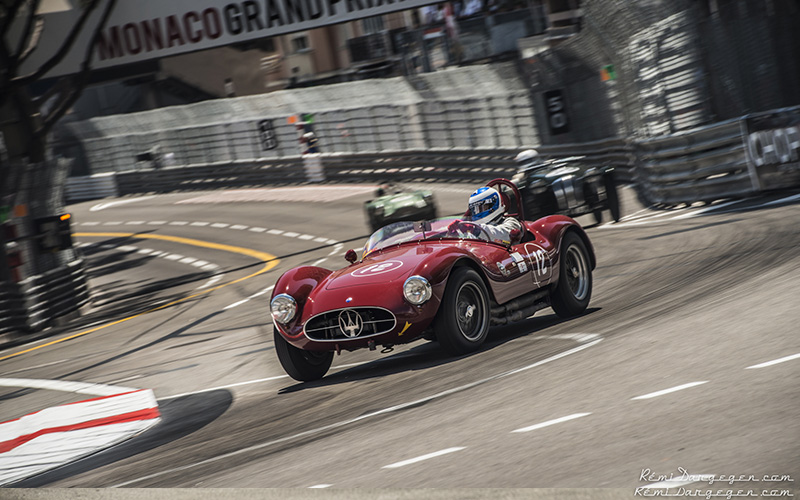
[533, 215, 596, 272]
[272, 266, 333, 335]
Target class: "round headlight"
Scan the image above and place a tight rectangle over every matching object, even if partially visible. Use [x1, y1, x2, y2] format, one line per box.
[270, 293, 297, 324]
[403, 276, 432, 305]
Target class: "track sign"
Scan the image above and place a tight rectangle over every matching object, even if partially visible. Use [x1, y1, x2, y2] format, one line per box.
[34, 214, 73, 253]
[543, 89, 570, 135]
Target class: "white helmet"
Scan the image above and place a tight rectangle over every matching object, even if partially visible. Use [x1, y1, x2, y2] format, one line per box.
[515, 149, 541, 169]
[468, 187, 504, 224]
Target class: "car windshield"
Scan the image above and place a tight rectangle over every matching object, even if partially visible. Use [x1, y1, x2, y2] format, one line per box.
[363, 218, 492, 257]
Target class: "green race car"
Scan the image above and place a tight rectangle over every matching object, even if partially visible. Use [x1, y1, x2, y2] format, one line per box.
[364, 184, 438, 232]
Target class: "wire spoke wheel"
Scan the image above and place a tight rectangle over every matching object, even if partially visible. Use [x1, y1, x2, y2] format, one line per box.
[456, 282, 486, 341]
[435, 267, 490, 355]
[551, 232, 593, 318]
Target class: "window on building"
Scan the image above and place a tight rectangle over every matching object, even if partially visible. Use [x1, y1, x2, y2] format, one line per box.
[292, 36, 309, 53]
[362, 16, 385, 34]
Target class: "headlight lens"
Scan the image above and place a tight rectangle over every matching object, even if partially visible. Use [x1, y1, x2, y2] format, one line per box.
[270, 294, 297, 324]
[403, 276, 432, 305]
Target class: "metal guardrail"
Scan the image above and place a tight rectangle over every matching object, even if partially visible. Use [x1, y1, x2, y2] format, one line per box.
[0, 259, 89, 337]
[634, 119, 752, 205]
[106, 145, 635, 197]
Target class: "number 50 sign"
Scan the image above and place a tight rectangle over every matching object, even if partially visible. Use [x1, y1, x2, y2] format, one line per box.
[543, 89, 570, 136]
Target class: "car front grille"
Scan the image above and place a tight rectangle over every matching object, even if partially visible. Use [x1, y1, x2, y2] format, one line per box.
[304, 307, 396, 341]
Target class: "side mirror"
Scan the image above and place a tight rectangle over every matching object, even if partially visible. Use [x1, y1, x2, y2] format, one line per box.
[345, 249, 358, 264]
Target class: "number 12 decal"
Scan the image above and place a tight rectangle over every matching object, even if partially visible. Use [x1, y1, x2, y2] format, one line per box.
[524, 243, 552, 285]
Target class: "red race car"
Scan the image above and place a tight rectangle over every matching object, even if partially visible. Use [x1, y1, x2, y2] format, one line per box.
[270, 179, 595, 381]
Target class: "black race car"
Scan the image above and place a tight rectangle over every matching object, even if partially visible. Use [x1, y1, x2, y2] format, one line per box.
[511, 156, 621, 224]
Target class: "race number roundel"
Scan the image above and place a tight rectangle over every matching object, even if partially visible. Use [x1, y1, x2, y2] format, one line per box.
[351, 260, 404, 277]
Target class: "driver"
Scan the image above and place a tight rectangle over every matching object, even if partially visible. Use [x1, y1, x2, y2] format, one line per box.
[515, 148, 541, 170]
[451, 186, 522, 245]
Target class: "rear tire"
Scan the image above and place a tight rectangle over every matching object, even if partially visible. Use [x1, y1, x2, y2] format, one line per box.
[435, 268, 490, 355]
[274, 327, 333, 381]
[551, 232, 592, 318]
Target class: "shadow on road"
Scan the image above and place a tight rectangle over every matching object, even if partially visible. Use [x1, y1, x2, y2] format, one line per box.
[277, 308, 601, 394]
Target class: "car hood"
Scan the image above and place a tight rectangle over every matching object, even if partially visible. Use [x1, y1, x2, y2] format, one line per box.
[324, 246, 420, 290]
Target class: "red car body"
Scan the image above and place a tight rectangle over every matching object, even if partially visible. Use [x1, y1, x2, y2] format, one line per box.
[270, 179, 596, 381]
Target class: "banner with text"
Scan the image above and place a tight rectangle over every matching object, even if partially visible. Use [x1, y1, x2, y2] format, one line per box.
[742, 106, 800, 191]
[12, 0, 437, 78]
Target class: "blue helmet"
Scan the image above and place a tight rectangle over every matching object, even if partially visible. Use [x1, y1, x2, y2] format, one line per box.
[468, 186, 504, 224]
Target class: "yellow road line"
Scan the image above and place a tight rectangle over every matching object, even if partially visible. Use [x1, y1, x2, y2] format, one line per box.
[0, 232, 280, 362]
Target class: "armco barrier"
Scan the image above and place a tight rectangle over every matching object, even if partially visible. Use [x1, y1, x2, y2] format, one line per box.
[0, 259, 89, 339]
[635, 119, 752, 205]
[108, 146, 633, 196]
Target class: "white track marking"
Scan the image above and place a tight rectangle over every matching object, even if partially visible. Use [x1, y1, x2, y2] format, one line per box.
[382, 447, 465, 469]
[313, 237, 329, 243]
[211, 223, 229, 228]
[762, 193, 800, 206]
[249, 286, 274, 298]
[90, 196, 156, 212]
[326, 239, 339, 245]
[631, 381, 708, 400]
[148, 221, 166, 225]
[298, 234, 314, 240]
[191, 260, 209, 268]
[118, 246, 137, 252]
[511, 413, 592, 433]
[198, 275, 222, 289]
[81, 221, 99, 226]
[102, 221, 121, 226]
[113, 337, 602, 487]
[164, 254, 184, 261]
[267, 229, 284, 235]
[311, 258, 328, 266]
[249, 227, 267, 233]
[549, 333, 601, 343]
[670, 200, 742, 220]
[230, 225, 248, 230]
[125, 221, 145, 225]
[0, 378, 138, 396]
[179, 257, 197, 265]
[158, 375, 290, 400]
[137, 248, 153, 255]
[308, 484, 332, 489]
[190, 222, 210, 227]
[224, 299, 250, 310]
[745, 353, 800, 369]
[283, 232, 300, 238]
[168, 221, 188, 226]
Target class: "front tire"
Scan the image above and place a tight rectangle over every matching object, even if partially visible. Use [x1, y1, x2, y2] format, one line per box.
[435, 267, 490, 355]
[273, 327, 333, 381]
[551, 232, 592, 318]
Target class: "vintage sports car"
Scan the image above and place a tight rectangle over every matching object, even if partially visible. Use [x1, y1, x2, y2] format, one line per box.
[364, 183, 438, 232]
[511, 156, 621, 224]
[271, 179, 595, 381]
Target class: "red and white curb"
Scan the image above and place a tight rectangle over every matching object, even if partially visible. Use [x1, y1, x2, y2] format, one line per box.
[0, 379, 160, 486]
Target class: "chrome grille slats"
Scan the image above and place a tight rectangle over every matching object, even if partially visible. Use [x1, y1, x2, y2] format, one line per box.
[304, 307, 396, 341]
